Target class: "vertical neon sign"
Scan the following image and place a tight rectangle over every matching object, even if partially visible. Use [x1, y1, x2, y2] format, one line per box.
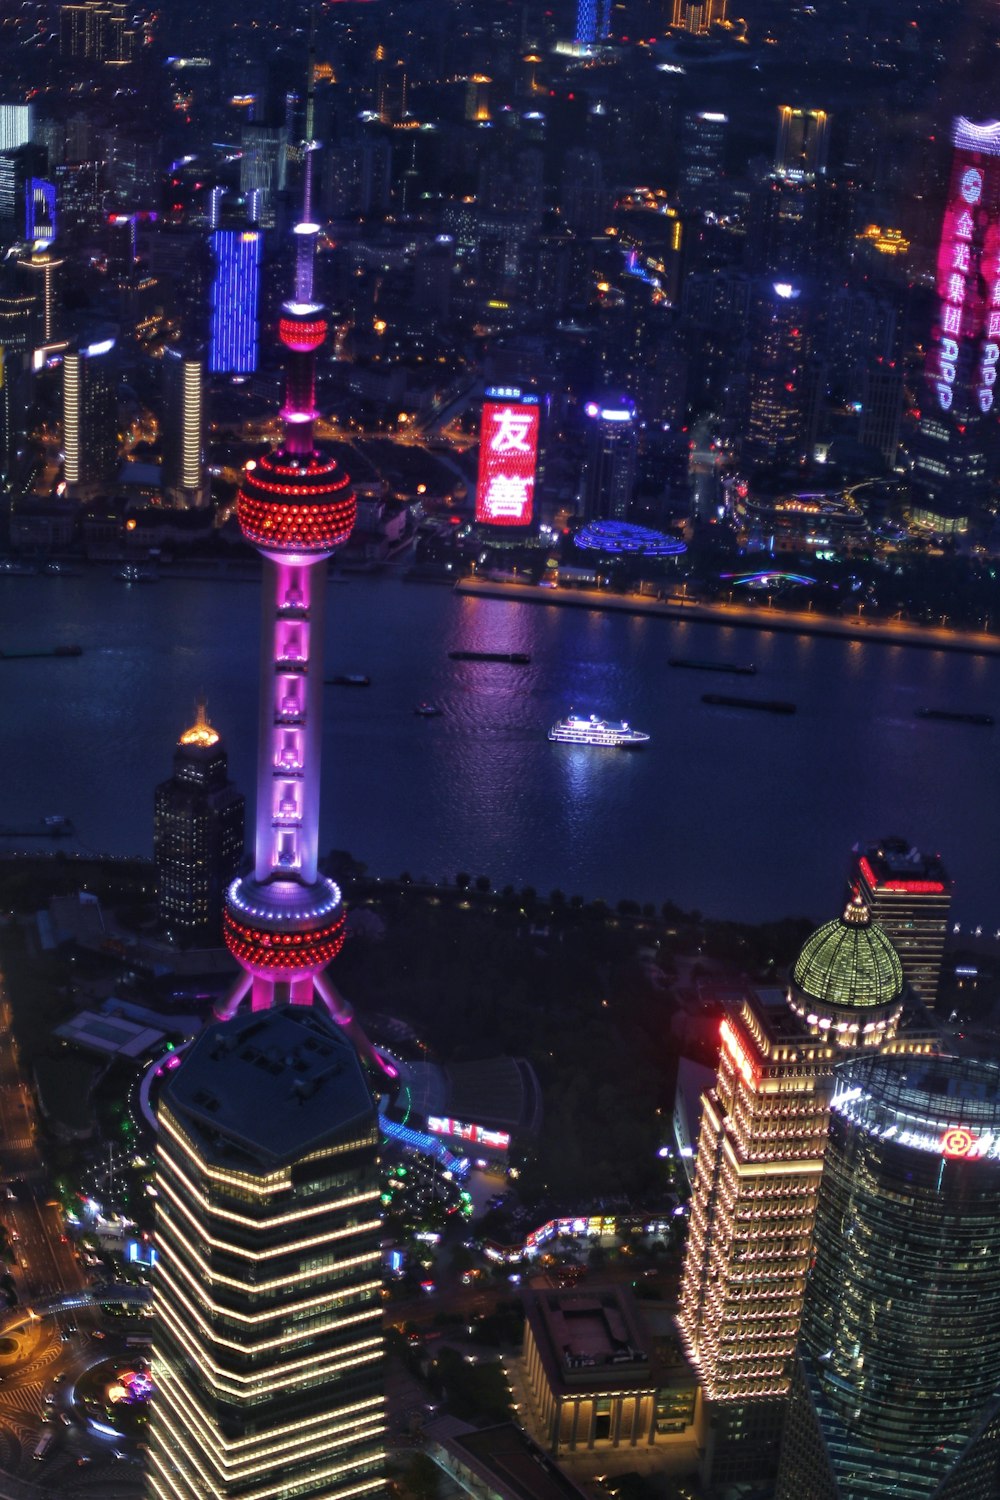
[931, 119, 1000, 417]
[475, 387, 540, 527]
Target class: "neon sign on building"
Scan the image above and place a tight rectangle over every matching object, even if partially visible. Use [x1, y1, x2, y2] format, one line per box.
[427, 1116, 511, 1150]
[475, 388, 540, 527]
[930, 118, 1000, 417]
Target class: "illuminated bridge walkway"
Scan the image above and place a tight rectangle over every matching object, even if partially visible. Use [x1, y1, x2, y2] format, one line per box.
[0, 1284, 150, 1334]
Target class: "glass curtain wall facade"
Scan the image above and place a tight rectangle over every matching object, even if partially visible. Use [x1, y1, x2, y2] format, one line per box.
[777, 1053, 1000, 1500]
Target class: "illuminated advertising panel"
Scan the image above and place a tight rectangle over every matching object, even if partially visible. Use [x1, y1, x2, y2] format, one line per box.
[427, 1115, 511, 1150]
[475, 387, 540, 527]
[929, 119, 1000, 418]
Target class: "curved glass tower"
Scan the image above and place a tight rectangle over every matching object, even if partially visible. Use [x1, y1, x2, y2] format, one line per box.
[778, 1052, 1000, 1499]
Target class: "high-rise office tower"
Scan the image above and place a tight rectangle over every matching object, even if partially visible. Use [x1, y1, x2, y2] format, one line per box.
[149, 1004, 385, 1500]
[582, 400, 638, 519]
[25, 179, 56, 246]
[850, 838, 952, 1011]
[465, 75, 491, 124]
[575, 0, 612, 46]
[679, 112, 728, 206]
[678, 901, 936, 1489]
[239, 124, 289, 229]
[561, 148, 609, 236]
[776, 1052, 1000, 1500]
[671, 0, 726, 32]
[154, 705, 245, 947]
[209, 227, 262, 376]
[745, 280, 807, 464]
[18, 248, 64, 349]
[0, 106, 32, 155]
[59, 1, 135, 63]
[62, 336, 117, 494]
[910, 117, 1000, 534]
[858, 358, 904, 468]
[162, 348, 206, 505]
[775, 107, 829, 178]
[0, 347, 28, 485]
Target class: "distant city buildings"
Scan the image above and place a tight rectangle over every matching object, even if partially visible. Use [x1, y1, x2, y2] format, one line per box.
[777, 1053, 1000, 1499]
[153, 705, 244, 948]
[149, 1005, 385, 1500]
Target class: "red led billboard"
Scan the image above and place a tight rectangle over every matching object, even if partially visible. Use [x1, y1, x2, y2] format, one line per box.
[475, 388, 540, 527]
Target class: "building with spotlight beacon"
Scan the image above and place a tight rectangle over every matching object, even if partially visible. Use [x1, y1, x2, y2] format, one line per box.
[910, 118, 1000, 533]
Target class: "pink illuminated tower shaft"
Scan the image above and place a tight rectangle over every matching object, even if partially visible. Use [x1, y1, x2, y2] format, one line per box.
[221, 145, 392, 1077]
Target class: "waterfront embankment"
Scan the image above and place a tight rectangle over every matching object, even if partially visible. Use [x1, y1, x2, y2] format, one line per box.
[455, 577, 1000, 658]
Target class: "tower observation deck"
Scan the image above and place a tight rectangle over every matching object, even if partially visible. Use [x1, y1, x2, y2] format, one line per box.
[219, 145, 391, 1079]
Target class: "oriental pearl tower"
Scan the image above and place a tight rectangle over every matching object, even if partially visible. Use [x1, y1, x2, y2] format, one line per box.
[217, 100, 391, 1079]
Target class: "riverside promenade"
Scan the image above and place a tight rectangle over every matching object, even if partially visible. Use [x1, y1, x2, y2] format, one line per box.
[455, 576, 1000, 658]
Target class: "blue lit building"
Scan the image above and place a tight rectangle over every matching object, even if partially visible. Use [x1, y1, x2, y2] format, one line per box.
[575, 0, 612, 45]
[25, 179, 55, 245]
[208, 226, 262, 376]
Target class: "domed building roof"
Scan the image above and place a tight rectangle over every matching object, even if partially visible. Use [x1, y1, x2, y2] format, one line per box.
[792, 898, 904, 1012]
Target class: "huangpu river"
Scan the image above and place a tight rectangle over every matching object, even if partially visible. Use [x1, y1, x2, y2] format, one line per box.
[1, 568, 999, 927]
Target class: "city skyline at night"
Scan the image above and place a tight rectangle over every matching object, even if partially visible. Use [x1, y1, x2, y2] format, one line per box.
[2, 3, 1000, 1499]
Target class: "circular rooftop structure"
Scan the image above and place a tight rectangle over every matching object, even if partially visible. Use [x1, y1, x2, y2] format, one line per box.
[573, 519, 687, 557]
[788, 899, 905, 1045]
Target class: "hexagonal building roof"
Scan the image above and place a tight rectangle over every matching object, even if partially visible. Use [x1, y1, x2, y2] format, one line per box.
[792, 898, 904, 1012]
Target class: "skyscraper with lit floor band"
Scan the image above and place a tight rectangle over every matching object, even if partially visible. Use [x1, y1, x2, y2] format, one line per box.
[677, 900, 936, 1489]
[777, 1052, 1000, 1500]
[149, 1004, 385, 1500]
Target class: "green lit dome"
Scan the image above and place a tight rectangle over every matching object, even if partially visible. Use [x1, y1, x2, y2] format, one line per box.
[792, 900, 904, 1012]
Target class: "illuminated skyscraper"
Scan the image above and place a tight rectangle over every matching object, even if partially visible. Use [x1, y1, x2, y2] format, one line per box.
[850, 838, 952, 1011]
[671, 0, 726, 33]
[575, 0, 612, 46]
[777, 1053, 1000, 1500]
[59, 1, 135, 63]
[678, 901, 936, 1488]
[775, 107, 829, 178]
[0, 105, 32, 155]
[149, 1004, 385, 1500]
[582, 399, 637, 519]
[475, 388, 540, 528]
[154, 705, 245, 947]
[162, 348, 206, 505]
[25, 179, 56, 246]
[911, 117, 1000, 533]
[62, 336, 117, 493]
[18, 247, 64, 349]
[209, 227, 262, 376]
[745, 280, 807, 464]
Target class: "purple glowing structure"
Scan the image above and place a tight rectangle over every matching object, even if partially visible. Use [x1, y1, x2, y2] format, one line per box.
[219, 149, 392, 1077]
